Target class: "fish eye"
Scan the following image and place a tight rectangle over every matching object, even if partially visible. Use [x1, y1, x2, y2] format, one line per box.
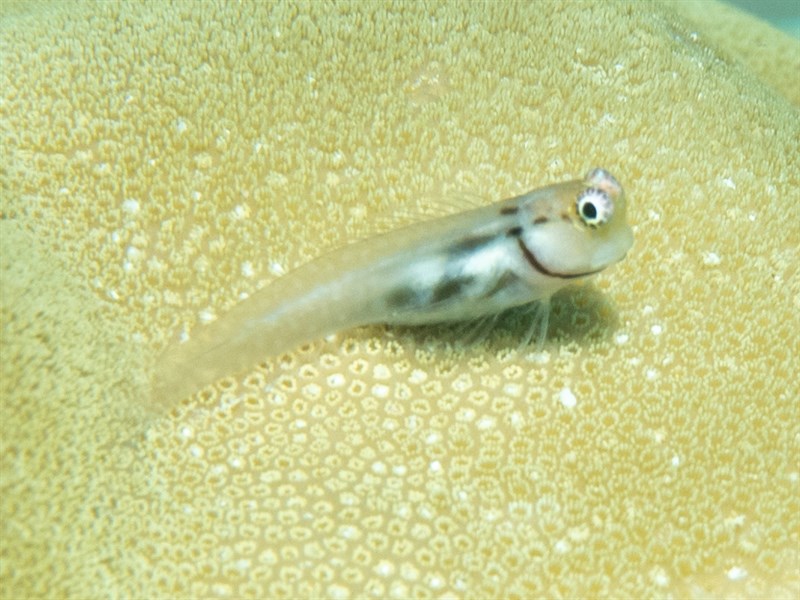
[576, 188, 613, 228]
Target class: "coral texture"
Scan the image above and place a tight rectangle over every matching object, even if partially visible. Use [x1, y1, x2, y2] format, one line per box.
[1, 1, 798, 598]
[669, 0, 800, 106]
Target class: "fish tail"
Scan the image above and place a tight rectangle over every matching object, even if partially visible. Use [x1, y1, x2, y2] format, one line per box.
[149, 275, 369, 411]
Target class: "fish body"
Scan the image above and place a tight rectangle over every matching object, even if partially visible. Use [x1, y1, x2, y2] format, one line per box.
[153, 168, 633, 403]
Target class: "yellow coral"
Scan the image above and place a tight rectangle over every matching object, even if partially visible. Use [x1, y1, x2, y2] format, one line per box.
[1, 1, 798, 598]
[669, 0, 800, 107]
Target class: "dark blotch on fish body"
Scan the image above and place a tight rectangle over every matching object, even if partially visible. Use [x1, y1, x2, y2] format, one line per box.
[431, 275, 476, 304]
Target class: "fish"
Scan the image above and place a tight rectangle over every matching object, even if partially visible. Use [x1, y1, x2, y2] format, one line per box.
[152, 167, 633, 405]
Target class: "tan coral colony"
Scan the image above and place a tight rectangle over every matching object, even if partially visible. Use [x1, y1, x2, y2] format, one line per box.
[1, 1, 798, 599]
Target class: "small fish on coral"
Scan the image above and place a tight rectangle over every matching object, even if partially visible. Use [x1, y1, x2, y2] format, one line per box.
[153, 168, 633, 404]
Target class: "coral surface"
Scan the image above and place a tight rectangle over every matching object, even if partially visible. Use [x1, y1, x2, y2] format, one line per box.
[1, 1, 798, 598]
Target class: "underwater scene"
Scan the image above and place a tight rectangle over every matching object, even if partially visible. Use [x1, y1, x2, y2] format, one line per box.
[1, 1, 798, 598]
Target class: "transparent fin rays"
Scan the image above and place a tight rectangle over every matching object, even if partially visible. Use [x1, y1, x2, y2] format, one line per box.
[450, 298, 551, 352]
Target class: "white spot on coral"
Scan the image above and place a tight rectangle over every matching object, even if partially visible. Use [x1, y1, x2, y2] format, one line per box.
[428, 575, 444, 589]
[327, 584, 349, 600]
[425, 432, 441, 444]
[400, 563, 419, 581]
[530, 352, 550, 365]
[476, 416, 496, 430]
[671, 455, 680, 467]
[409, 369, 428, 384]
[231, 204, 249, 220]
[722, 177, 736, 189]
[121, 198, 140, 213]
[371, 461, 387, 475]
[372, 384, 389, 398]
[392, 465, 406, 476]
[429, 460, 442, 473]
[234, 559, 250, 571]
[598, 113, 616, 126]
[175, 118, 187, 133]
[615, 333, 629, 345]
[568, 526, 590, 542]
[375, 560, 394, 576]
[419, 505, 434, 519]
[327, 373, 345, 387]
[373, 364, 391, 379]
[559, 387, 577, 408]
[241, 261, 255, 277]
[269, 262, 285, 276]
[260, 549, 277, 564]
[211, 583, 232, 596]
[726, 566, 748, 581]
[266, 391, 285, 406]
[725, 513, 746, 527]
[452, 374, 472, 392]
[199, 309, 216, 324]
[650, 566, 670, 587]
[651, 324, 663, 335]
[703, 251, 721, 266]
[482, 508, 501, 522]
[125, 246, 143, 262]
[389, 581, 410, 600]
[179, 426, 193, 439]
[554, 539, 571, 553]
[456, 408, 476, 422]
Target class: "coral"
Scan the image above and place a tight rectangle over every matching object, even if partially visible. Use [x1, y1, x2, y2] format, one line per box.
[669, 0, 800, 107]
[1, 1, 798, 598]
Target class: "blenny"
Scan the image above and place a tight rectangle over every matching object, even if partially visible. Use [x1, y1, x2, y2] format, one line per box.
[153, 167, 633, 403]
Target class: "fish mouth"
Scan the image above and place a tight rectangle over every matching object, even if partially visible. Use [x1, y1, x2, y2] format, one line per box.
[517, 239, 605, 280]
